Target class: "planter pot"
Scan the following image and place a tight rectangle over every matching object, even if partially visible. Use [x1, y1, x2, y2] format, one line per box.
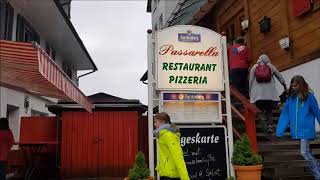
[234, 165, 263, 180]
[124, 176, 154, 180]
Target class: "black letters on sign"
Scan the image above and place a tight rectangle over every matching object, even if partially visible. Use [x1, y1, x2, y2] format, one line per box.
[180, 127, 228, 180]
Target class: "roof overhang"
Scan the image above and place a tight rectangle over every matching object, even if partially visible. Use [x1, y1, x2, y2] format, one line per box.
[9, 0, 97, 71]
[47, 103, 147, 114]
[166, 0, 218, 27]
[189, 0, 218, 25]
[0, 40, 93, 112]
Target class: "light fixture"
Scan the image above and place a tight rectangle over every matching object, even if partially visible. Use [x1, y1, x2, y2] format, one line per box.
[279, 36, 290, 52]
[24, 95, 30, 109]
[241, 19, 249, 31]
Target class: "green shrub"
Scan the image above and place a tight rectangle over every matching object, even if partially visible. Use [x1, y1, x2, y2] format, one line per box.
[232, 135, 263, 166]
[128, 151, 150, 180]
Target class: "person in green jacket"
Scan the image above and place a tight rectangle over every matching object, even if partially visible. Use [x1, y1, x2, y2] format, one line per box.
[154, 112, 189, 180]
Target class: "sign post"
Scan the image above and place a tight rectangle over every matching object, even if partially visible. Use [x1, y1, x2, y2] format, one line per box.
[147, 29, 155, 176]
[148, 25, 234, 179]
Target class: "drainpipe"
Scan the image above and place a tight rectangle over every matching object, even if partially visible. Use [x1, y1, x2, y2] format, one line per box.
[77, 69, 97, 83]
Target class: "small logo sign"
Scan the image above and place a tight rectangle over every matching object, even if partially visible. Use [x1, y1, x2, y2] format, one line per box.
[178, 30, 201, 42]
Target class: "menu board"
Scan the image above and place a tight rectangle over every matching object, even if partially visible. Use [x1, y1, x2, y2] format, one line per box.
[179, 126, 228, 180]
[162, 92, 221, 123]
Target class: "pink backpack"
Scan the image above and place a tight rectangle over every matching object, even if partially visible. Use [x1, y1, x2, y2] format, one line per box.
[255, 63, 272, 83]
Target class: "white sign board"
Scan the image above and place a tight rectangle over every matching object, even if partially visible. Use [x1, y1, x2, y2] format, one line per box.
[161, 92, 222, 123]
[156, 25, 224, 91]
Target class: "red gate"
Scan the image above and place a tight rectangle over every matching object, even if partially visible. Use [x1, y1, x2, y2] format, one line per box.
[61, 111, 138, 178]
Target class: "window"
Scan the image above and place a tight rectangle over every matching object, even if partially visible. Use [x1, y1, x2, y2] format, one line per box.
[45, 42, 56, 61]
[51, 49, 56, 61]
[154, 24, 158, 32]
[153, 0, 157, 12]
[16, 15, 40, 43]
[313, 0, 320, 11]
[159, 14, 163, 29]
[221, 12, 245, 45]
[0, 2, 14, 40]
[62, 62, 73, 79]
[239, 15, 246, 36]
[45, 42, 51, 55]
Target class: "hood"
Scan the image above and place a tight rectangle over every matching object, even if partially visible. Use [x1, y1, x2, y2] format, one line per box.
[257, 54, 271, 64]
[154, 123, 178, 138]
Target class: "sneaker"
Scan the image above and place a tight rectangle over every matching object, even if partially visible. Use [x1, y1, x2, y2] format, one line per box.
[267, 125, 274, 133]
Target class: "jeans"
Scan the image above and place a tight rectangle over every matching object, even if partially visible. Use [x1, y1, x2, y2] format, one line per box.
[300, 139, 320, 180]
[0, 161, 6, 180]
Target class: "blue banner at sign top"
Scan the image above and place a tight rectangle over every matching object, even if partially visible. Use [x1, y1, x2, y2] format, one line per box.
[163, 93, 218, 101]
[178, 33, 201, 42]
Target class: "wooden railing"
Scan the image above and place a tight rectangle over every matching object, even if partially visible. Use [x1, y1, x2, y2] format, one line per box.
[229, 86, 261, 152]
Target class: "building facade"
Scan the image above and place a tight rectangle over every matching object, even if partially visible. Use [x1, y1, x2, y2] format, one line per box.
[148, 0, 180, 31]
[196, 0, 320, 100]
[155, 0, 320, 101]
[0, 0, 97, 141]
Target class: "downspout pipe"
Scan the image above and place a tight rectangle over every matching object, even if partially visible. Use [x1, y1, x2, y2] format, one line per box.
[77, 69, 97, 82]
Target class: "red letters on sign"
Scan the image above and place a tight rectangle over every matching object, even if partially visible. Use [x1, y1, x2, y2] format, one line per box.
[159, 45, 219, 57]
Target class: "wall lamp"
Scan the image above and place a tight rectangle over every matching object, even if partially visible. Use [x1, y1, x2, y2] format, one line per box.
[241, 19, 249, 31]
[279, 36, 290, 52]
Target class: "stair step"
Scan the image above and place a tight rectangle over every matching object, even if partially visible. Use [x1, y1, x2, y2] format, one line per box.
[282, 175, 314, 180]
[263, 153, 320, 162]
[259, 139, 320, 146]
[261, 149, 320, 155]
[263, 160, 309, 168]
[259, 144, 320, 151]
[256, 133, 292, 141]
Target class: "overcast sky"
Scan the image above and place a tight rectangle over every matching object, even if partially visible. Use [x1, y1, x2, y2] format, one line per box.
[71, 1, 150, 104]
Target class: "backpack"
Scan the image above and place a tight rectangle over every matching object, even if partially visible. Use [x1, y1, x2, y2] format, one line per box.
[255, 63, 272, 83]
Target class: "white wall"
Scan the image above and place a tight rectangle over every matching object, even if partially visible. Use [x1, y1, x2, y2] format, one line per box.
[275, 58, 320, 102]
[0, 87, 54, 141]
[275, 58, 320, 130]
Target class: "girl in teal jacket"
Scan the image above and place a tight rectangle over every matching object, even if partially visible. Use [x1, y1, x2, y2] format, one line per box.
[276, 75, 320, 180]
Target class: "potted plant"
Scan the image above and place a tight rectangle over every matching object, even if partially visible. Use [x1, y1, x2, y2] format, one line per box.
[124, 151, 153, 180]
[232, 136, 263, 180]
[226, 177, 235, 180]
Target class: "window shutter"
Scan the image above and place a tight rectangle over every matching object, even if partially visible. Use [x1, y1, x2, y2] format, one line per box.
[290, 0, 311, 17]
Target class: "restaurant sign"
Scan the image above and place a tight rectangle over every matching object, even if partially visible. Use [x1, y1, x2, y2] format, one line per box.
[155, 25, 224, 91]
